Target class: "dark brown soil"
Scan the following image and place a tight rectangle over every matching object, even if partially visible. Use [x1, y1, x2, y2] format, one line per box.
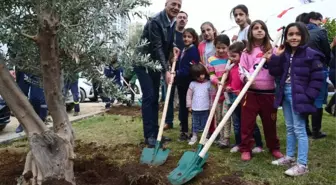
[107, 105, 142, 117]
[106, 103, 178, 117]
[0, 141, 254, 185]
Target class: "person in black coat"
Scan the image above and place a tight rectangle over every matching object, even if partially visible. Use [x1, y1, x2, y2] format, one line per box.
[135, 0, 182, 147]
[303, 12, 330, 139]
[326, 37, 336, 116]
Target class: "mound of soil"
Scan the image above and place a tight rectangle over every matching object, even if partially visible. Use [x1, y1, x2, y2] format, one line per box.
[0, 141, 253, 185]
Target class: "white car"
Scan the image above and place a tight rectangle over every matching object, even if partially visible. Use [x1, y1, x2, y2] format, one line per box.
[78, 78, 96, 102]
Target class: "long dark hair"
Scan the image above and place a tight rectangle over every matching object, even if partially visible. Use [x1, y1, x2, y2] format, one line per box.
[229, 41, 246, 54]
[200, 21, 217, 40]
[183, 28, 199, 47]
[246, 20, 272, 54]
[283, 22, 310, 50]
[230, 4, 249, 19]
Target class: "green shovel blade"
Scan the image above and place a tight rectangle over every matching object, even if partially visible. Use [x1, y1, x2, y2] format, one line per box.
[167, 155, 204, 185]
[140, 141, 170, 166]
[176, 144, 209, 167]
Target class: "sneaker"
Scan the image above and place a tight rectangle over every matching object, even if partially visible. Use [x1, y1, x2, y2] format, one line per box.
[230, 146, 240, 153]
[271, 156, 295, 166]
[252, 146, 264, 154]
[241, 152, 251, 161]
[218, 139, 230, 149]
[73, 112, 79, 116]
[285, 164, 308, 176]
[15, 124, 24, 133]
[188, 135, 198, 145]
[178, 132, 189, 142]
[272, 150, 284, 159]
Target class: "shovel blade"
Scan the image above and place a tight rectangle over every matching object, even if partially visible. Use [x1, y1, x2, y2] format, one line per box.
[140, 142, 170, 166]
[177, 144, 209, 167]
[168, 156, 204, 185]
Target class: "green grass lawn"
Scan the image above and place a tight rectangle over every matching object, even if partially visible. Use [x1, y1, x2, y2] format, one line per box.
[73, 109, 336, 185]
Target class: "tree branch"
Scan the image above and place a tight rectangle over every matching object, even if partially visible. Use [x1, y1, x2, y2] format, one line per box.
[21, 32, 38, 42]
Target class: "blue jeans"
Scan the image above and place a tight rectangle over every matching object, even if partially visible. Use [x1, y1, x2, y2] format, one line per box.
[229, 93, 263, 147]
[134, 67, 161, 139]
[64, 80, 80, 112]
[192, 110, 209, 133]
[283, 84, 308, 165]
[165, 83, 176, 127]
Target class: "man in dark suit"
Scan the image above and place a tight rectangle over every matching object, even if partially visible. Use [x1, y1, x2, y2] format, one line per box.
[135, 0, 182, 147]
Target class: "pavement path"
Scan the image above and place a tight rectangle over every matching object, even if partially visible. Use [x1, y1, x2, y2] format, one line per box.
[0, 102, 106, 144]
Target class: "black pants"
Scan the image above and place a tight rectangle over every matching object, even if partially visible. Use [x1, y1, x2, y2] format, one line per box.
[305, 108, 323, 134]
[177, 77, 191, 133]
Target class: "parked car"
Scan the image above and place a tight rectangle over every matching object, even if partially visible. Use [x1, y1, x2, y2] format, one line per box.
[0, 96, 10, 132]
[78, 78, 96, 102]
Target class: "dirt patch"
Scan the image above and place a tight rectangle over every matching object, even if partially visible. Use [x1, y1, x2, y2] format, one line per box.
[107, 105, 142, 117]
[0, 141, 256, 185]
[106, 103, 178, 117]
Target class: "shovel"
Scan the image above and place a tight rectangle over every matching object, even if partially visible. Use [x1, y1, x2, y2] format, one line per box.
[121, 76, 142, 106]
[167, 32, 283, 185]
[140, 57, 177, 166]
[167, 58, 267, 185]
[168, 60, 234, 175]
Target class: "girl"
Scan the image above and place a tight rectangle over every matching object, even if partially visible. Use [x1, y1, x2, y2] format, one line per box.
[239, 20, 283, 161]
[186, 64, 210, 145]
[207, 34, 231, 148]
[231, 4, 250, 42]
[175, 28, 201, 141]
[267, 22, 324, 176]
[198, 22, 217, 66]
[227, 41, 264, 153]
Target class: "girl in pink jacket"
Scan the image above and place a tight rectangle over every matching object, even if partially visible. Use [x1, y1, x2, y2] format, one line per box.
[239, 20, 283, 161]
[198, 22, 217, 66]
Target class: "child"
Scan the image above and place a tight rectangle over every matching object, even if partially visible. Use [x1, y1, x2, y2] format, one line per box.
[231, 4, 250, 42]
[239, 20, 283, 161]
[227, 41, 264, 153]
[207, 34, 231, 148]
[186, 64, 210, 145]
[199, 22, 217, 66]
[267, 22, 324, 176]
[175, 28, 201, 141]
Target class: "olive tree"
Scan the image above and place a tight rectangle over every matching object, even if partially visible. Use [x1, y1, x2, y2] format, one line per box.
[0, 0, 159, 184]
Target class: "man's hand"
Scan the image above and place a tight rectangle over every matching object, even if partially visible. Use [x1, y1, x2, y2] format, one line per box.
[188, 108, 192, 112]
[173, 47, 180, 60]
[165, 71, 172, 84]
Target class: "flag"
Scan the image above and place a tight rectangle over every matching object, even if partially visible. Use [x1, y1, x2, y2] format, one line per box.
[277, 7, 294, 18]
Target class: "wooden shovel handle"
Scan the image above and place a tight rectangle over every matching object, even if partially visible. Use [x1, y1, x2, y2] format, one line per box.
[198, 58, 267, 157]
[199, 60, 232, 144]
[157, 59, 177, 142]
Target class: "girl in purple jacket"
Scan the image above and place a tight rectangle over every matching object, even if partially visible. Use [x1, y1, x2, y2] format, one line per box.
[267, 22, 324, 176]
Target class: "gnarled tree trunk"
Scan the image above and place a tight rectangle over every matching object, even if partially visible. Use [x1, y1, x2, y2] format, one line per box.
[0, 10, 75, 185]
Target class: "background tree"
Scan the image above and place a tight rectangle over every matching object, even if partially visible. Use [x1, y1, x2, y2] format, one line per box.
[0, 0, 160, 184]
[324, 18, 336, 42]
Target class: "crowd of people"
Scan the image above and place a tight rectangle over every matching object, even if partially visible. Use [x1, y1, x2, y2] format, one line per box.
[136, 0, 335, 177]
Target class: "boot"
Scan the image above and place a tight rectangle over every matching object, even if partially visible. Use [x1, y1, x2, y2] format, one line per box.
[311, 108, 325, 139]
[325, 94, 335, 115]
